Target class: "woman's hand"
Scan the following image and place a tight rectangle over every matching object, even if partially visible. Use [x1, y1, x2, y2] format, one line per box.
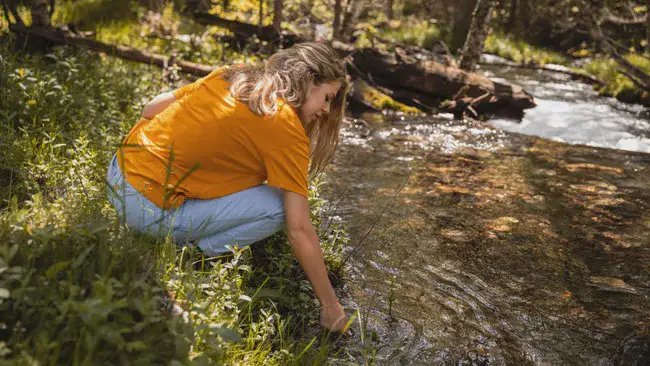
[320, 302, 348, 332]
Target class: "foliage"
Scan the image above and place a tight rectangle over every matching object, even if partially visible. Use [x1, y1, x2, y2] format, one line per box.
[372, 17, 440, 50]
[484, 32, 571, 66]
[51, 0, 264, 66]
[584, 54, 650, 104]
[0, 35, 350, 364]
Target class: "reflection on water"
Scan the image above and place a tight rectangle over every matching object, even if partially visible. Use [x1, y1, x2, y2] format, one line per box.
[326, 113, 650, 365]
[483, 64, 650, 153]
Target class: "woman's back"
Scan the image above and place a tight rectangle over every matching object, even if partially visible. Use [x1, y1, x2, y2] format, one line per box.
[118, 67, 310, 209]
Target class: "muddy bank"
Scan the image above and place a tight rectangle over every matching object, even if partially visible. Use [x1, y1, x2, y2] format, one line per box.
[324, 114, 650, 365]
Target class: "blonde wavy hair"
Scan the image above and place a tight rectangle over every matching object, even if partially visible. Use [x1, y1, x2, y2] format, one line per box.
[222, 42, 349, 178]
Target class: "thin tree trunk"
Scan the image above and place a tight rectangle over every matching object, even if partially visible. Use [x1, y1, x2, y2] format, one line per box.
[647, 0, 650, 54]
[333, 0, 342, 40]
[459, 0, 496, 71]
[385, 0, 394, 20]
[258, 0, 264, 26]
[506, 0, 517, 32]
[521, 0, 530, 31]
[272, 0, 283, 31]
[450, 0, 478, 53]
[341, 0, 364, 41]
[31, 0, 51, 28]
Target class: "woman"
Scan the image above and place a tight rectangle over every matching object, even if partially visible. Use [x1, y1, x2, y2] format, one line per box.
[106, 42, 349, 332]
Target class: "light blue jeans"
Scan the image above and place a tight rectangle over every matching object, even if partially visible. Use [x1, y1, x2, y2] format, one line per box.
[106, 154, 287, 255]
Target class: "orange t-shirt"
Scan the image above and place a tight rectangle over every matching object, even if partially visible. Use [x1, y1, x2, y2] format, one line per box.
[116, 67, 310, 209]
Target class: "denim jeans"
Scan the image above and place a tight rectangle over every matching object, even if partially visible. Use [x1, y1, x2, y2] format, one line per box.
[106, 154, 286, 255]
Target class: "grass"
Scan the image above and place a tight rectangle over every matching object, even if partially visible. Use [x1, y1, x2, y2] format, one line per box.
[484, 33, 571, 66]
[52, 0, 262, 66]
[374, 17, 440, 50]
[0, 30, 355, 364]
[583, 54, 650, 104]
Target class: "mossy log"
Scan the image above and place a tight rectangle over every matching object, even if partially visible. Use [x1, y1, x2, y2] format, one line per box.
[349, 79, 423, 114]
[346, 47, 536, 118]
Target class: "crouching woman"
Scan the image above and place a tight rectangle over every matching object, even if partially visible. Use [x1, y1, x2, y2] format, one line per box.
[106, 42, 349, 331]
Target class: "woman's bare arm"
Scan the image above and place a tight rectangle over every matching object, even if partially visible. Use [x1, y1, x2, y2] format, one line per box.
[142, 91, 176, 119]
[283, 190, 347, 331]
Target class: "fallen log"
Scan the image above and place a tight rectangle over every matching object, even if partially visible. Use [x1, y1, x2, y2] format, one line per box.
[346, 47, 536, 118]
[348, 79, 424, 114]
[480, 54, 605, 86]
[12, 25, 213, 76]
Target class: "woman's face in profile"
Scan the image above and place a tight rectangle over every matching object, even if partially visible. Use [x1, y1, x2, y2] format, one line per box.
[298, 81, 342, 124]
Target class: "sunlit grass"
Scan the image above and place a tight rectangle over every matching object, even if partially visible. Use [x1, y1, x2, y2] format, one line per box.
[584, 54, 650, 103]
[484, 33, 571, 66]
[373, 17, 440, 50]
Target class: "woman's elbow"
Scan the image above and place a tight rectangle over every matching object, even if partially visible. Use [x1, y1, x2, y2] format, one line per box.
[286, 222, 305, 240]
[141, 105, 154, 119]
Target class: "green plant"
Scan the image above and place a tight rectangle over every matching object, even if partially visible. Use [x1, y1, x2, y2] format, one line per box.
[584, 54, 650, 104]
[484, 33, 570, 66]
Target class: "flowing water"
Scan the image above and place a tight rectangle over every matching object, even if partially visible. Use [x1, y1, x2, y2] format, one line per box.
[483, 62, 650, 153]
[323, 69, 650, 365]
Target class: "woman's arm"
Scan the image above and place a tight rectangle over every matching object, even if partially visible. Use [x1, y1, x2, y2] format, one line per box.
[283, 190, 347, 331]
[142, 91, 177, 119]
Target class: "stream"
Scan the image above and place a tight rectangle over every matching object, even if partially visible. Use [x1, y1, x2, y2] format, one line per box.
[323, 67, 650, 364]
[483, 62, 650, 154]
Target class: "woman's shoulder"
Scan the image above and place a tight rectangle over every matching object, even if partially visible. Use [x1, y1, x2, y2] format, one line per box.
[272, 101, 308, 141]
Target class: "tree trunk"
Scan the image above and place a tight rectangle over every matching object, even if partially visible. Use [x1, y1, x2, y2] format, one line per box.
[258, 0, 264, 26]
[333, 0, 342, 40]
[647, 0, 650, 54]
[385, 0, 394, 20]
[186, 0, 210, 12]
[459, 0, 495, 71]
[341, 0, 364, 41]
[31, 0, 51, 28]
[272, 0, 283, 31]
[506, 0, 517, 32]
[450, 0, 478, 54]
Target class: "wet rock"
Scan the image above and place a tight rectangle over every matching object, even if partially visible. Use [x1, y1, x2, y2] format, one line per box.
[611, 334, 650, 366]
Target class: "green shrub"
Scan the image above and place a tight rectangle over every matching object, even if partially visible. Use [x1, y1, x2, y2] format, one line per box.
[374, 17, 440, 50]
[584, 55, 650, 104]
[484, 33, 570, 66]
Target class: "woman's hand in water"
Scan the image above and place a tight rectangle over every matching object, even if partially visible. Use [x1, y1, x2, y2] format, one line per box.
[320, 302, 347, 332]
